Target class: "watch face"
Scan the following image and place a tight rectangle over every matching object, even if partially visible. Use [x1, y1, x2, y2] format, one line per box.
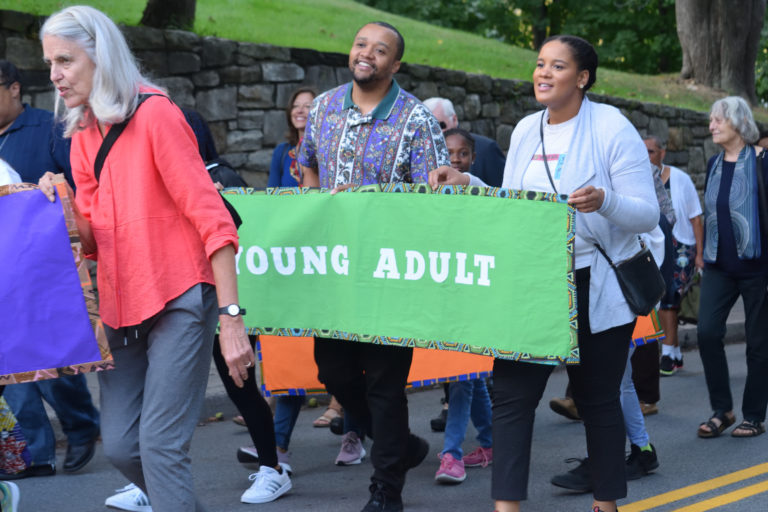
[226, 304, 239, 316]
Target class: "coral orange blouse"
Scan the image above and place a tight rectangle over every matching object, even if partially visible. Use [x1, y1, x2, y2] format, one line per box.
[71, 92, 238, 328]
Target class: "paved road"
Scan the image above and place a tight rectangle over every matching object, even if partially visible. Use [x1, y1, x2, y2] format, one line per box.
[14, 340, 768, 512]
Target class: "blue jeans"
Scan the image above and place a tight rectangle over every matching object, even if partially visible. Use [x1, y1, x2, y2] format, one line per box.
[621, 346, 649, 448]
[273, 395, 304, 451]
[273, 395, 366, 451]
[3, 374, 100, 466]
[442, 378, 492, 459]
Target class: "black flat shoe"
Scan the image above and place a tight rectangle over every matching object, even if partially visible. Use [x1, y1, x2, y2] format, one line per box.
[63, 436, 97, 473]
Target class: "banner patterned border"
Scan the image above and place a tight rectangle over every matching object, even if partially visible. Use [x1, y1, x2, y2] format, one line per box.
[226, 184, 579, 365]
[0, 183, 114, 384]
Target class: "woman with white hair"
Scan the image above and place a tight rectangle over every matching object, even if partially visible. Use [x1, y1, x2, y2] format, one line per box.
[36, 5, 270, 510]
[696, 96, 768, 439]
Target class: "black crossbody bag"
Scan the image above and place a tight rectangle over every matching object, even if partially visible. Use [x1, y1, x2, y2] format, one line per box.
[539, 112, 664, 316]
[94, 93, 242, 228]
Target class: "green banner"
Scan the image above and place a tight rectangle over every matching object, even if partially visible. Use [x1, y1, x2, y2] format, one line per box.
[226, 184, 577, 364]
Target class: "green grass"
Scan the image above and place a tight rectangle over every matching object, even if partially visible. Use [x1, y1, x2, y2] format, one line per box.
[7, 0, 760, 117]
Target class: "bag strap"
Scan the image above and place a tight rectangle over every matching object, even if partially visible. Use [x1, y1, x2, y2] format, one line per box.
[94, 93, 161, 183]
[594, 235, 646, 269]
[539, 111, 559, 195]
[755, 149, 768, 241]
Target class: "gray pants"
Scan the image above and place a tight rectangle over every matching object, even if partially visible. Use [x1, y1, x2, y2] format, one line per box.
[99, 283, 217, 512]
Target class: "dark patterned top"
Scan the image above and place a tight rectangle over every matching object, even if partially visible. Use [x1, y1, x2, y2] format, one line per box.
[297, 80, 449, 187]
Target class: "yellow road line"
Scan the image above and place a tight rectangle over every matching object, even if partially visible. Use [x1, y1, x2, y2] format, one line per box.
[670, 479, 768, 512]
[620, 463, 768, 512]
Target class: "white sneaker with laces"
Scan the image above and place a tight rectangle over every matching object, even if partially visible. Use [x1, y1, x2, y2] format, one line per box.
[335, 431, 366, 465]
[240, 465, 292, 504]
[105, 483, 153, 512]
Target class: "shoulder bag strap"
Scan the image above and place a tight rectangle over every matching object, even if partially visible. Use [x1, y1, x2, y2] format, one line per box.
[539, 111, 559, 195]
[93, 93, 161, 183]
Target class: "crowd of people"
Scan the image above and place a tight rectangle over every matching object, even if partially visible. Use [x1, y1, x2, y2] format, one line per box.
[1, 4, 767, 512]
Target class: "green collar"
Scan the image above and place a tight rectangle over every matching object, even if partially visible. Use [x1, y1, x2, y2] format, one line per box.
[342, 79, 401, 120]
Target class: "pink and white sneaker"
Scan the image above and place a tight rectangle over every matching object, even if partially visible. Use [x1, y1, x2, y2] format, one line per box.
[435, 452, 466, 484]
[462, 446, 493, 468]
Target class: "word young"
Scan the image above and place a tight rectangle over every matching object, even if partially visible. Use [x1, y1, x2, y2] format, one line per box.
[236, 245, 495, 287]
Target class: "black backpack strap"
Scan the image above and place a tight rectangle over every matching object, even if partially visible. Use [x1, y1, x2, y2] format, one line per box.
[93, 93, 162, 182]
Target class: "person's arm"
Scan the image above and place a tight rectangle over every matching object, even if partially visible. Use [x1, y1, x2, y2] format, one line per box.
[210, 244, 254, 388]
[691, 215, 704, 269]
[583, 122, 660, 233]
[38, 171, 97, 255]
[301, 164, 320, 187]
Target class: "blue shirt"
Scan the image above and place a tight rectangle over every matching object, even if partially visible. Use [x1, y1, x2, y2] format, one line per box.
[0, 105, 72, 188]
[268, 142, 299, 187]
[298, 81, 449, 187]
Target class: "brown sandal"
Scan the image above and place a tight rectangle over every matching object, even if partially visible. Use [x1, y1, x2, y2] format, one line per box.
[697, 412, 735, 438]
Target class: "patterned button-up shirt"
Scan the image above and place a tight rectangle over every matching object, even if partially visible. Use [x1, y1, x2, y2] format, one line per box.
[298, 80, 449, 187]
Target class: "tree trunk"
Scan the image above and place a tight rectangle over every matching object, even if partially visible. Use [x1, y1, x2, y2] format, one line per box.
[676, 0, 766, 104]
[140, 0, 197, 31]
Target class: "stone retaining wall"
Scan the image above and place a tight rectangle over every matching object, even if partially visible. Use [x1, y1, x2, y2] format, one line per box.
[1, 9, 717, 188]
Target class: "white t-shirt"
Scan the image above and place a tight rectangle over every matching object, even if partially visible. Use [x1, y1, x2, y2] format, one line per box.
[521, 116, 591, 268]
[667, 165, 702, 246]
[0, 158, 21, 186]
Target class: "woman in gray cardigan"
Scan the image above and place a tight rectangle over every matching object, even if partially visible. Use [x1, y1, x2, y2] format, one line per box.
[430, 36, 659, 512]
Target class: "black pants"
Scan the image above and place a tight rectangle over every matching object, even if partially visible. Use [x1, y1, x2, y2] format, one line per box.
[697, 267, 768, 422]
[212, 334, 278, 468]
[630, 342, 660, 404]
[314, 337, 413, 494]
[492, 267, 633, 502]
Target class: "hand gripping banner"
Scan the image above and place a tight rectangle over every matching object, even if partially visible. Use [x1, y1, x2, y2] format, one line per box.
[226, 184, 578, 366]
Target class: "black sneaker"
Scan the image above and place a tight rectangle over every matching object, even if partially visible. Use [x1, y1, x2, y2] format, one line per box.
[659, 355, 677, 376]
[361, 483, 403, 512]
[430, 408, 448, 432]
[550, 458, 592, 493]
[625, 443, 659, 480]
[675, 356, 684, 370]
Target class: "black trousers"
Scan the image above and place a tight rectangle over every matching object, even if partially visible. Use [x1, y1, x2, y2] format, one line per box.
[212, 334, 278, 468]
[630, 342, 660, 404]
[697, 267, 768, 422]
[492, 267, 633, 502]
[314, 337, 413, 494]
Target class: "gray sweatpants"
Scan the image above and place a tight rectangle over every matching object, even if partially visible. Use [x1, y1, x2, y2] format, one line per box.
[99, 283, 217, 512]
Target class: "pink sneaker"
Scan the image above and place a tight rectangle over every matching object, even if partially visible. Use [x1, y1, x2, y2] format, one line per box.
[435, 453, 466, 484]
[462, 446, 493, 468]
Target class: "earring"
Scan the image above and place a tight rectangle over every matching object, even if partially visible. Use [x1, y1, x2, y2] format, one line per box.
[578, 84, 584, 89]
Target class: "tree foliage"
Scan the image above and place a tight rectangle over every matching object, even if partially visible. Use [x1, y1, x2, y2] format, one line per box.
[356, 0, 680, 74]
[140, 0, 196, 30]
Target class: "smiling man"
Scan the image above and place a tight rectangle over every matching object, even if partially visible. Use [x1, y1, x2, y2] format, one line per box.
[298, 21, 450, 512]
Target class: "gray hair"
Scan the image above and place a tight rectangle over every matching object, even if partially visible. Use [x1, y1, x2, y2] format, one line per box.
[40, 5, 163, 137]
[423, 97, 456, 118]
[710, 96, 759, 144]
[642, 135, 666, 150]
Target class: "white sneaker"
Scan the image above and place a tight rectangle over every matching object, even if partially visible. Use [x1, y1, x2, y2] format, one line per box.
[240, 465, 292, 504]
[335, 431, 366, 465]
[0, 481, 20, 512]
[105, 483, 153, 512]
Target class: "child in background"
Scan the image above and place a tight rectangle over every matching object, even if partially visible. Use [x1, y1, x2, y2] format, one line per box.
[435, 128, 494, 484]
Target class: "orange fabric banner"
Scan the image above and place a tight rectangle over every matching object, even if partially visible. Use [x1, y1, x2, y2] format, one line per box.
[257, 311, 663, 395]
